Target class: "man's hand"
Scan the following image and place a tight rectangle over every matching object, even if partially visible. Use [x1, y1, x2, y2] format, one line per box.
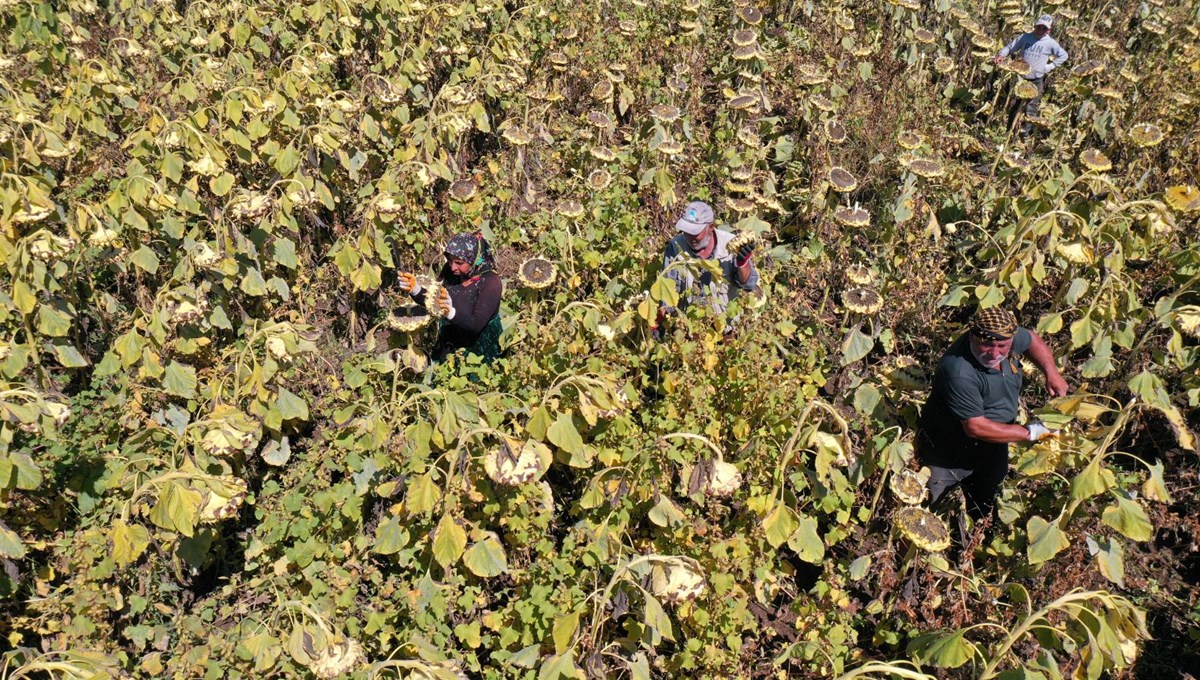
[993, 55, 1005, 64]
[397, 272, 418, 293]
[735, 240, 755, 265]
[1026, 420, 1059, 442]
[1046, 373, 1069, 397]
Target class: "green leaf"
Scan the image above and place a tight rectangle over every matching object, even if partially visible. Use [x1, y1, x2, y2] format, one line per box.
[405, 472, 440, 516]
[275, 388, 309, 421]
[1101, 496, 1153, 542]
[37, 305, 72, 337]
[538, 652, 582, 680]
[373, 516, 410, 555]
[129, 245, 160, 274]
[1091, 535, 1125, 587]
[643, 592, 675, 642]
[111, 520, 151, 566]
[462, 534, 508, 577]
[551, 611, 579, 655]
[0, 520, 26, 559]
[3, 452, 43, 490]
[840, 324, 875, 365]
[148, 482, 202, 537]
[210, 172, 236, 196]
[431, 513, 467, 568]
[51, 344, 89, 368]
[547, 411, 585, 455]
[786, 514, 825, 564]
[1069, 457, 1115, 501]
[1026, 515, 1070, 565]
[762, 504, 799, 549]
[908, 628, 976, 668]
[162, 361, 198, 398]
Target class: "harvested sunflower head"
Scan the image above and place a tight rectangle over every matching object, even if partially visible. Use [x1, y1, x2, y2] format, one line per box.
[424, 280, 448, 318]
[829, 166, 857, 192]
[892, 506, 951, 551]
[387, 303, 432, 332]
[727, 231, 758, 254]
[1079, 148, 1112, 172]
[833, 205, 870, 228]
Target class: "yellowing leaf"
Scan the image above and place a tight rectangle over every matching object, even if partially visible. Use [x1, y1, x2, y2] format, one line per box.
[1027, 515, 1070, 565]
[111, 520, 151, 566]
[432, 513, 467, 568]
[1101, 496, 1154, 542]
[462, 534, 508, 577]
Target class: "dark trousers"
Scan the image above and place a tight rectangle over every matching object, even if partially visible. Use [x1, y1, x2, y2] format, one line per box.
[916, 431, 1009, 520]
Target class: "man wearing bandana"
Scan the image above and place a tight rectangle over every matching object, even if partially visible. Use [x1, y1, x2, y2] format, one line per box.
[398, 232, 503, 363]
[657, 200, 758, 334]
[917, 307, 1069, 519]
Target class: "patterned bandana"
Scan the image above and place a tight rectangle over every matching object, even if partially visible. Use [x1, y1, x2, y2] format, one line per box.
[443, 232, 496, 278]
[970, 307, 1018, 340]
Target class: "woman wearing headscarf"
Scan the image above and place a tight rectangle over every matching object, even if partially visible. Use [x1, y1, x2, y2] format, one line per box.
[398, 232, 503, 362]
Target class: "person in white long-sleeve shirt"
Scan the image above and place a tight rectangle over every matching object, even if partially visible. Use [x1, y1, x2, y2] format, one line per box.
[994, 15, 1069, 134]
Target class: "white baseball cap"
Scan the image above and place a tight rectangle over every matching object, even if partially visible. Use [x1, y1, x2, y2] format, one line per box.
[1035, 14, 1053, 28]
[675, 201, 714, 235]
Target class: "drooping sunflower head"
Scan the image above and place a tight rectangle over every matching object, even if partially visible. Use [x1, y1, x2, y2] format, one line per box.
[591, 79, 614, 100]
[914, 28, 936, 44]
[829, 166, 858, 192]
[649, 104, 681, 123]
[728, 93, 759, 111]
[587, 169, 613, 191]
[727, 231, 759, 253]
[557, 199, 585, 218]
[842, 287, 883, 314]
[733, 29, 758, 47]
[1002, 151, 1031, 170]
[892, 506, 951, 551]
[1164, 185, 1200, 213]
[586, 110, 614, 129]
[737, 6, 762, 25]
[1072, 59, 1105, 77]
[1129, 123, 1164, 147]
[833, 205, 871, 228]
[889, 468, 930, 505]
[845, 264, 874, 285]
[651, 560, 707, 604]
[908, 158, 946, 179]
[1079, 148, 1112, 172]
[502, 126, 533, 146]
[1014, 79, 1040, 99]
[933, 56, 955, 74]
[449, 178, 478, 202]
[825, 120, 847, 144]
[897, 130, 923, 150]
[589, 145, 617, 162]
[519, 257, 557, 289]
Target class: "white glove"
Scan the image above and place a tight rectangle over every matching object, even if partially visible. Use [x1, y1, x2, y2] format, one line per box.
[1026, 421, 1057, 442]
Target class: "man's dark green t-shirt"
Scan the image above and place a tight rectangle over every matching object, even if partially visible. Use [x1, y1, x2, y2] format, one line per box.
[918, 328, 1032, 467]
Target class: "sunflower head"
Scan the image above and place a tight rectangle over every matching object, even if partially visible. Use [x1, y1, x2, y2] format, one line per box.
[557, 199, 585, 218]
[825, 120, 847, 144]
[1002, 151, 1031, 170]
[737, 7, 762, 25]
[1164, 185, 1200, 213]
[586, 110, 614, 129]
[833, 205, 870, 228]
[587, 169, 613, 191]
[519, 257, 557, 289]
[893, 506, 951, 551]
[1129, 123, 1164, 147]
[1079, 148, 1112, 172]
[591, 79, 614, 100]
[846, 264, 874, 285]
[933, 56, 954, 74]
[449, 179, 478, 202]
[733, 29, 758, 47]
[649, 104, 681, 123]
[1014, 79, 1040, 99]
[914, 28, 936, 44]
[387, 303, 432, 332]
[889, 468, 930, 505]
[896, 130, 923, 150]
[842, 287, 883, 314]
[829, 166, 858, 192]
[908, 158, 946, 178]
[1072, 59, 1105, 77]
[502, 126, 533, 146]
[424, 280, 448, 318]
[589, 145, 617, 162]
[727, 231, 759, 253]
[728, 94, 759, 111]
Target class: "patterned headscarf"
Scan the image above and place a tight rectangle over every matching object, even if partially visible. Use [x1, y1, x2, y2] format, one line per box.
[970, 307, 1018, 340]
[443, 232, 496, 279]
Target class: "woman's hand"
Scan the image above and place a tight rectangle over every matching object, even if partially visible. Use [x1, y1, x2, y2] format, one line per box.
[397, 273, 418, 293]
[436, 287, 454, 318]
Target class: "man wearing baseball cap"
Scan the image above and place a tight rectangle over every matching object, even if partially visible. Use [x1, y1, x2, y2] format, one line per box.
[994, 14, 1069, 134]
[656, 200, 758, 332]
[917, 307, 1070, 523]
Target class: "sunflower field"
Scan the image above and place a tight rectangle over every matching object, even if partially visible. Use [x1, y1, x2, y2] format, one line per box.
[1, 0, 1199, 677]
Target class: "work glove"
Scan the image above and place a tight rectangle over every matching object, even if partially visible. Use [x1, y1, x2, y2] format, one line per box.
[728, 232, 757, 266]
[1026, 420, 1058, 442]
[436, 287, 455, 319]
[397, 272, 419, 294]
